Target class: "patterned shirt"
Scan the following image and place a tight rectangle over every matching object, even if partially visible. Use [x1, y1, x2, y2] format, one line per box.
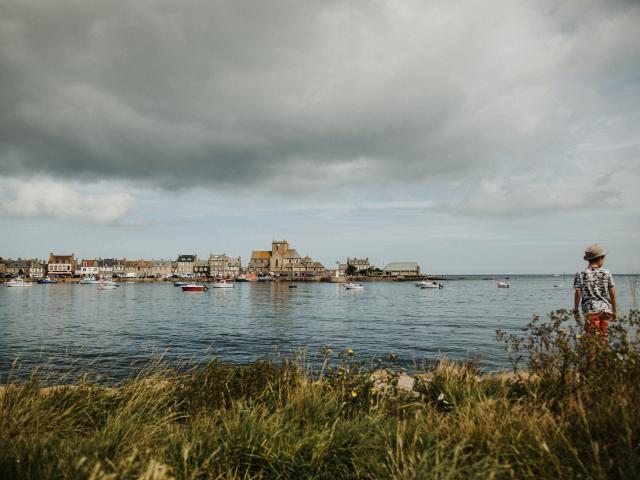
[573, 267, 615, 314]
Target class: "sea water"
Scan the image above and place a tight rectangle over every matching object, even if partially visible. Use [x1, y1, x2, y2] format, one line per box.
[0, 276, 636, 379]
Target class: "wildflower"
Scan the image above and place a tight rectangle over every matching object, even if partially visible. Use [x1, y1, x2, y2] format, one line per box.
[351, 390, 358, 398]
[559, 328, 566, 334]
[437, 392, 445, 401]
[576, 334, 582, 339]
[347, 349, 355, 356]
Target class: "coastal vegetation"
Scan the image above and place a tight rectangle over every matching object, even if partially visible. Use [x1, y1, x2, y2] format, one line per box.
[1, 309, 639, 479]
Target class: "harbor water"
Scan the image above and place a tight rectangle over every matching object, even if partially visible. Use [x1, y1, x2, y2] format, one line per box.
[1, 276, 636, 380]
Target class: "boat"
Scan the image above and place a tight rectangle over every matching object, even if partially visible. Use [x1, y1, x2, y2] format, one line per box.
[182, 284, 208, 292]
[497, 282, 510, 288]
[97, 279, 119, 290]
[257, 275, 273, 282]
[288, 285, 298, 288]
[80, 276, 100, 284]
[420, 282, 443, 289]
[174, 281, 189, 287]
[37, 277, 58, 284]
[6, 277, 33, 287]
[343, 283, 364, 290]
[210, 280, 234, 288]
[552, 274, 560, 277]
[235, 274, 257, 282]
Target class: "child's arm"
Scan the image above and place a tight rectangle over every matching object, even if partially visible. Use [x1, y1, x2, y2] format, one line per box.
[609, 287, 617, 319]
[574, 289, 581, 319]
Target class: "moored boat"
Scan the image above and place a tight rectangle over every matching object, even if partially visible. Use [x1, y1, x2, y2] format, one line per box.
[174, 281, 188, 287]
[182, 284, 208, 292]
[211, 280, 234, 288]
[37, 277, 58, 284]
[343, 282, 364, 290]
[497, 282, 510, 288]
[98, 284, 118, 290]
[235, 274, 257, 282]
[80, 276, 99, 284]
[420, 281, 443, 289]
[6, 277, 33, 287]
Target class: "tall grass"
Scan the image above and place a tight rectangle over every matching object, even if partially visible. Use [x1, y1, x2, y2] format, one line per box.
[1, 310, 639, 479]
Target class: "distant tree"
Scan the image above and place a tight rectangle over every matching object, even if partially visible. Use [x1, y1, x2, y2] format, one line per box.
[346, 264, 358, 276]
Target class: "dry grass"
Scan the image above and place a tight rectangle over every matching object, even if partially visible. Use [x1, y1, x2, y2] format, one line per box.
[1, 310, 639, 479]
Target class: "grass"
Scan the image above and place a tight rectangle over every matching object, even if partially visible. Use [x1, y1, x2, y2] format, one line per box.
[1, 309, 639, 479]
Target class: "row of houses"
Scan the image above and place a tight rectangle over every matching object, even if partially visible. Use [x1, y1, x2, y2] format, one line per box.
[0, 240, 421, 279]
[0, 253, 242, 279]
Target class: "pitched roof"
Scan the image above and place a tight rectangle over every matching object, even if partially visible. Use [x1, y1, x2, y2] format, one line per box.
[49, 254, 75, 263]
[383, 262, 419, 271]
[282, 248, 301, 259]
[251, 250, 272, 259]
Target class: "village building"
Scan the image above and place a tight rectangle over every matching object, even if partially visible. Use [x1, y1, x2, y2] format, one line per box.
[78, 259, 100, 277]
[382, 262, 420, 276]
[6, 259, 45, 278]
[176, 254, 197, 277]
[209, 254, 242, 277]
[149, 260, 172, 278]
[47, 253, 76, 277]
[0, 259, 6, 275]
[124, 260, 153, 278]
[247, 240, 324, 276]
[300, 255, 326, 275]
[346, 257, 372, 274]
[193, 260, 210, 277]
[100, 259, 125, 277]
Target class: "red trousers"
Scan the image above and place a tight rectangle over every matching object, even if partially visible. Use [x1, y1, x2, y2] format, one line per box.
[586, 312, 611, 336]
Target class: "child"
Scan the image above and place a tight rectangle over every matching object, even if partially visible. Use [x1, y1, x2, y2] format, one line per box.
[573, 244, 618, 336]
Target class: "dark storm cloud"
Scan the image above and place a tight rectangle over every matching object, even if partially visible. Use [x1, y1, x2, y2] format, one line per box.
[1, 0, 639, 197]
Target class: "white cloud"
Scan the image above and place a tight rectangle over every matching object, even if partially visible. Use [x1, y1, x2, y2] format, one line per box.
[0, 177, 135, 223]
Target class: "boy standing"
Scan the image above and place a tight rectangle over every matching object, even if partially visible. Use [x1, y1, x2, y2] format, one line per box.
[573, 244, 618, 336]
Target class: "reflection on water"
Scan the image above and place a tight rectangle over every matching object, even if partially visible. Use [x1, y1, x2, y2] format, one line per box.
[0, 276, 635, 379]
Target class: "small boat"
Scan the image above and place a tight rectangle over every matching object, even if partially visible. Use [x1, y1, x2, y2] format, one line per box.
[552, 273, 560, 277]
[37, 277, 58, 284]
[235, 274, 257, 282]
[174, 281, 188, 287]
[257, 276, 273, 282]
[97, 279, 119, 289]
[420, 282, 443, 289]
[182, 283, 208, 292]
[210, 280, 234, 288]
[6, 277, 33, 287]
[344, 283, 364, 290]
[288, 285, 298, 288]
[497, 282, 510, 288]
[80, 276, 100, 284]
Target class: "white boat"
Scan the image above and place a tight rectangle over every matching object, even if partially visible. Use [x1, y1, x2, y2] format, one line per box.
[97, 279, 119, 290]
[418, 280, 442, 289]
[6, 277, 33, 287]
[80, 276, 100, 284]
[344, 283, 364, 290]
[497, 282, 510, 288]
[211, 280, 234, 288]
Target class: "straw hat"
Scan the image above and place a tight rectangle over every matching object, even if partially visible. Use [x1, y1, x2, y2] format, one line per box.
[584, 244, 606, 261]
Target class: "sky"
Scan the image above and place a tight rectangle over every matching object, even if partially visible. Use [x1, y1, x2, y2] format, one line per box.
[1, 0, 639, 274]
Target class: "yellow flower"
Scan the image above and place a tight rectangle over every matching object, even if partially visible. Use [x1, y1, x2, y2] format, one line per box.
[347, 349, 355, 356]
[351, 390, 358, 398]
[576, 334, 582, 339]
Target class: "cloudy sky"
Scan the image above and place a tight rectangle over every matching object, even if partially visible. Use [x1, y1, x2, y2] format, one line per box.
[1, 0, 639, 273]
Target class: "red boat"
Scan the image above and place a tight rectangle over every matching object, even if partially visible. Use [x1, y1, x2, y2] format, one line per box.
[181, 284, 208, 292]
